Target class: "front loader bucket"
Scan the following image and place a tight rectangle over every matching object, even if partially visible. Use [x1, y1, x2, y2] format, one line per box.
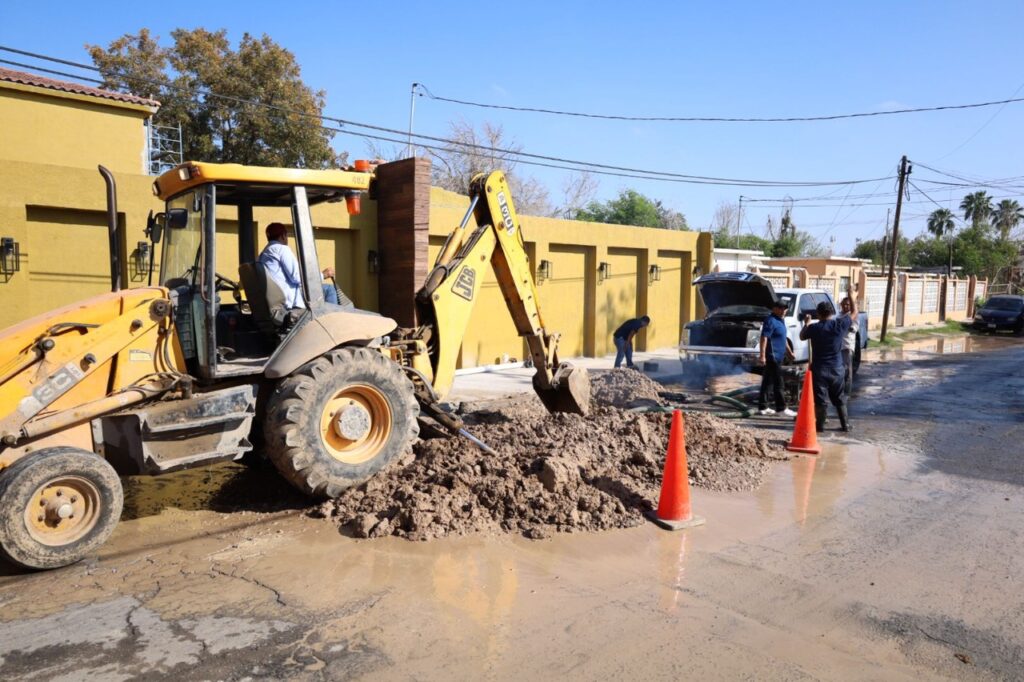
[533, 364, 591, 416]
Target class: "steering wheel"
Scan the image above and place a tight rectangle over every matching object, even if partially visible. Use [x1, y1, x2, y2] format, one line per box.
[215, 272, 243, 305]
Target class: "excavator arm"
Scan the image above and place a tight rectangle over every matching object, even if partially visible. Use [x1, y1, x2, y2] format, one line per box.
[401, 170, 590, 415]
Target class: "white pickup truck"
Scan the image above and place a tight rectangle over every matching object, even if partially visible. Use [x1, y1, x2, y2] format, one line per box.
[679, 271, 869, 371]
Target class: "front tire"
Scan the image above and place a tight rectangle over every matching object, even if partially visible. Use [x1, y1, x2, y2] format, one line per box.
[0, 448, 123, 570]
[264, 348, 419, 498]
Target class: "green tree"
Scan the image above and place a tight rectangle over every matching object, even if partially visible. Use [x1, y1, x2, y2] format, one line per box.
[960, 191, 993, 230]
[926, 208, 956, 238]
[713, 228, 772, 252]
[576, 190, 687, 229]
[991, 199, 1024, 240]
[769, 231, 823, 257]
[852, 236, 909, 265]
[88, 29, 342, 168]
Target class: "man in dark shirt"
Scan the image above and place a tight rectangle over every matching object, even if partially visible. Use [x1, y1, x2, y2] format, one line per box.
[799, 291, 856, 432]
[613, 315, 650, 369]
[757, 299, 796, 417]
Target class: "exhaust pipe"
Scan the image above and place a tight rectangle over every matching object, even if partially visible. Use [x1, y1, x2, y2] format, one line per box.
[98, 165, 122, 292]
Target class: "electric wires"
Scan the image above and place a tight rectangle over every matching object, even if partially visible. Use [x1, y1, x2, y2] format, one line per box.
[412, 82, 1024, 124]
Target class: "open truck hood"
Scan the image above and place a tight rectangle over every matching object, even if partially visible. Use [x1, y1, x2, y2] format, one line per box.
[695, 272, 777, 313]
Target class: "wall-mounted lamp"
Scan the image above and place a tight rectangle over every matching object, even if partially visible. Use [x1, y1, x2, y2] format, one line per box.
[537, 259, 553, 283]
[1, 237, 21, 281]
[131, 241, 151, 281]
[367, 249, 380, 274]
[598, 261, 611, 284]
[648, 264, 662, 284]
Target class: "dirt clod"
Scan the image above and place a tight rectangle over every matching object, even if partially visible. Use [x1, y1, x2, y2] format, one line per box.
[317, 387, 788, 541]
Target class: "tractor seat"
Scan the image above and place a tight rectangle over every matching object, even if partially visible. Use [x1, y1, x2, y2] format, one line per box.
[238, 262, 291, 336]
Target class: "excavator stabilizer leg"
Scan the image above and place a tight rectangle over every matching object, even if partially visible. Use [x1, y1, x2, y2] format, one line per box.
[533, 364, 591, 416]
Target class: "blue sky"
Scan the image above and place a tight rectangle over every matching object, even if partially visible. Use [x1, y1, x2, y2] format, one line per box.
[2, 0, 1022, 253]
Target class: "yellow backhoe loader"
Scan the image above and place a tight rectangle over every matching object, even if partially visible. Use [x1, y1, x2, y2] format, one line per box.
[0, 161, 589, 569]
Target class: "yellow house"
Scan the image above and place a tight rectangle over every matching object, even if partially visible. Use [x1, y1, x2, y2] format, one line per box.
[0, 67, 711, 364]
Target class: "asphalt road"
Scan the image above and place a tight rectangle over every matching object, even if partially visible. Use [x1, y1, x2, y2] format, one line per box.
[0, 337, 1021, 680]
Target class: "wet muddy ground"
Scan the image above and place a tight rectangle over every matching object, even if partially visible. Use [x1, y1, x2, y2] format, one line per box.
[1, 334, 1022, 679]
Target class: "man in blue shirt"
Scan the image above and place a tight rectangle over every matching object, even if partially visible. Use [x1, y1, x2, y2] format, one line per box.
[757, 299, 796, 417]
[799, 290, 856, 432]
[612, 315, 650, 369]
[258, 223, 339, 308]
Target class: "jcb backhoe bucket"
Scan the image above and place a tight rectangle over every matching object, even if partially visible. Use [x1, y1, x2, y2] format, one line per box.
[533, 364, 591, 416]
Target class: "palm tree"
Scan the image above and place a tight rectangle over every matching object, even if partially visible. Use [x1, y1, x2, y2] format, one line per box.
[960, 191, 993, 230]
[991, 199, 1024, 240]
[926, 208, 955, 238]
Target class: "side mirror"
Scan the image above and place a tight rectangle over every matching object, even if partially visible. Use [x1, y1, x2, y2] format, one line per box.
[146, 210, 166, 245]
[167, 208, 188, 230]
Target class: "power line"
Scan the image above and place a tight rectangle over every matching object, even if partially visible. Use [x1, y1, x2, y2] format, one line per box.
[907, 181, 965, 224]
[0, 46, 893, 189]
[931, 80, 1024, 162]
[414, 82, 1024, 124]
[912, 162, 1024, 191]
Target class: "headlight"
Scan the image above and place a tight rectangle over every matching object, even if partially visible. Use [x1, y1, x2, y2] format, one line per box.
[680, 329, 690, 346]
[974, 315, 984, 322]
[746, 329, 761, 348]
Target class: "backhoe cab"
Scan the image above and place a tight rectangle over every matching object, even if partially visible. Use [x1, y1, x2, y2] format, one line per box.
[0, 161, 587, 570]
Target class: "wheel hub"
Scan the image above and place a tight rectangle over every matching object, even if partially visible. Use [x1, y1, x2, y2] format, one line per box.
[26, 477, 99, 546]
[319, 384, 393, 465]
[333, 404, 372, 441]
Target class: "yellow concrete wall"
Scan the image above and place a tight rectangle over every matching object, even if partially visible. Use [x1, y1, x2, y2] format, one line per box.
[0, 81, 713, 366]
[428, 187, 711, 365]
[0, 83, 154, 175]
[0, 157, 379, 330]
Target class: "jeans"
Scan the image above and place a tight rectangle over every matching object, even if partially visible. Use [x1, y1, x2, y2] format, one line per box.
[613, 336, 633, 368]
[322, 284, 339, 305]
[841, 348, 853, 399]
[758, 357, 786, 411]
[811, 364, 847, 426]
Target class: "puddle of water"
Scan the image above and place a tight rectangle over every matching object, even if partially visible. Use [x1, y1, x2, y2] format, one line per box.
[201, 439, 912, 616]
[864, 333, 1021, 361]
[0, 438, 924, 679]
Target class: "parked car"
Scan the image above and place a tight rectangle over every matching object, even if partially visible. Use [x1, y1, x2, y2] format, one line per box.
[973, 295, 1024, 334]
[680, 271, 869, 372]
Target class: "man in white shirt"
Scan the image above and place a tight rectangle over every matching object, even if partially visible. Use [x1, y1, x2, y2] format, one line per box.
[258, 223, 338, 308]
[840, 295, 859, 399]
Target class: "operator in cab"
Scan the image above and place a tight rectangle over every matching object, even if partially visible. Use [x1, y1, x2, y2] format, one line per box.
[799, 287, 856, 432]
[757, 299, 797, 418]
[259, 222, 339, 307]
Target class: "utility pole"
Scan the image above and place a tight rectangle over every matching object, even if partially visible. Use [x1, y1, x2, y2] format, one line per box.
[880, 156, 911, 342]
[882, 207, 891, 269]
[407, 83, 419, 158]
[736, 196, 744, 243]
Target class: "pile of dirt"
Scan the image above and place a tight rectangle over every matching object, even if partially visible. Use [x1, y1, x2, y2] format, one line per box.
[589, 369, 665, 408]
[315, 393, 788, 541]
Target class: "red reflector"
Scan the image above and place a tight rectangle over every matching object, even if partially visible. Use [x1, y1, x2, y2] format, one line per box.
[346, 194, 362, 215]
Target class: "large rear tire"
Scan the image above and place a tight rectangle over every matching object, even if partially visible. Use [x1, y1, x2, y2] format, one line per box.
[264, 348, 419, 498]
[0, 447, 123, 570]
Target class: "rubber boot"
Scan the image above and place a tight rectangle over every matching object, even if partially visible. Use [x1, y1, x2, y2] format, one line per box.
[838, 405, 852, 433]
[815, 405, 826, 433]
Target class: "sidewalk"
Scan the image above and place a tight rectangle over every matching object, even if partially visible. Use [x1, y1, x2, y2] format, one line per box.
[448, 347, 684, 402]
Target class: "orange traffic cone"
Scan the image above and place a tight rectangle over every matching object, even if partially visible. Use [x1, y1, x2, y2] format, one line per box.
[648, 410, 706, 530]
[786, 369, 821, 455]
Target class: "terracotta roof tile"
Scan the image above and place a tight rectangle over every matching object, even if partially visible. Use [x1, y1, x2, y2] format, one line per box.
[0, 67, 159, 108]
